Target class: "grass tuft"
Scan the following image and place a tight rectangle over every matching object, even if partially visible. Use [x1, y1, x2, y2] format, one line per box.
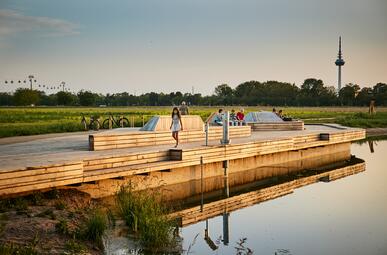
[116, 184, 176, 250]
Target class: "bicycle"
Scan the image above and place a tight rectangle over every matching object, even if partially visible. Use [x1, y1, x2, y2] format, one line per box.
[102, 114, 129, 129]
[81, 114, 101, 131]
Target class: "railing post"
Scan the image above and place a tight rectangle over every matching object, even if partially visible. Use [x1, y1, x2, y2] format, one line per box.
[205, 122, 209, 146]
[200, 156, 204, 212]
[221, 111, 230, 145]
[222, 159, 229, 246]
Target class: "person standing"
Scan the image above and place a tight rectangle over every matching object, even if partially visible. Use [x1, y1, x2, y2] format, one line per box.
[179, 101, 189, 115]
[170, 107, 183, 147]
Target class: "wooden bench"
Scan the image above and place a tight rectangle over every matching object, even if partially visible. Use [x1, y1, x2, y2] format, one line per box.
[248, 120, 304, 131]
[89, 115, 252, 151]
[89, 126, 252, 150]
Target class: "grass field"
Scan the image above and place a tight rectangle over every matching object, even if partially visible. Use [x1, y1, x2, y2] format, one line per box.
[0, 106, 386, 137]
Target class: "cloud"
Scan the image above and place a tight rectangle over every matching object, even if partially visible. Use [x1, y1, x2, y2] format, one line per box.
[0, 9, 79, 38]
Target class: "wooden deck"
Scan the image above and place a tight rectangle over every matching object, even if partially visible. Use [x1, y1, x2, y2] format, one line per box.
[0, 124, 365, 197]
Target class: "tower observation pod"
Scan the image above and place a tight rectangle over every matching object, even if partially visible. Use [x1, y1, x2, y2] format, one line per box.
[335, 36, 345, 92]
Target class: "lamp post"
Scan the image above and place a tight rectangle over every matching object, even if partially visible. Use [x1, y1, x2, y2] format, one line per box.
[60, 81, 66, 92]
[28, 75, 37, 90]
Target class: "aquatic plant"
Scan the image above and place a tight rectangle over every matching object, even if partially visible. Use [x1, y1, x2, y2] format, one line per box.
[83, 209, 108, 245]
[116, 184, 176, 250]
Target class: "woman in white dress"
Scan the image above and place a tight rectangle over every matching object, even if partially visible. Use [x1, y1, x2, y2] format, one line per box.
[170, 107, 183, 147]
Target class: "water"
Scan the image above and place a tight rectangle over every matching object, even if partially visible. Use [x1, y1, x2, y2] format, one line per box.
[180, 140, 387, 255]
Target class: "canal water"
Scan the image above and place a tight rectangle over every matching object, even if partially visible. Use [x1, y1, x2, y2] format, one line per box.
[180, 140, 387, 255]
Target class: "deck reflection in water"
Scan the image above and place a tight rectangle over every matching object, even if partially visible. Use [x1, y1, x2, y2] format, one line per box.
[169, 157, 365, 228]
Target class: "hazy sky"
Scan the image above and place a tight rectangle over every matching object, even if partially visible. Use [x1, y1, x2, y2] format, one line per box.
[0, 0, 386, 95]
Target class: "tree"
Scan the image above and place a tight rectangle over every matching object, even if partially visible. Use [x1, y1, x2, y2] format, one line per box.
[56, 91, 77, 106]
[299, 78, 326, 106]
[13, 88, 40, 106]
[234, 81, 261, 105]
[214, 84, 233, 97]
[373, 82, 387, 106]
[77, 90, 97, 106]
[0, 92, 13, 106]
[214, 84, 233, 105]
[339, 83, 360, 105]
[356, 87, 373, 106]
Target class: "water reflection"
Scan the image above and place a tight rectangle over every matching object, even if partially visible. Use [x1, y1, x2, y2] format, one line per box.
[171, 157, 365, 228]
[180, 140, 387, 255]
[368, 140, 375, 153]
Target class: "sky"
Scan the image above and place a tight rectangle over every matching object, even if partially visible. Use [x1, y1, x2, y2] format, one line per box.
[0, 0, 386, 95]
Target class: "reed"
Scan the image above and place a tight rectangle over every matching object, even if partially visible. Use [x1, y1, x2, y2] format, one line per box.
[116, 184, 176, 250]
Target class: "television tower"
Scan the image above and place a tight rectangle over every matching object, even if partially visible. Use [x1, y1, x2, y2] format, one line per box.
[335, 36, 345, 92]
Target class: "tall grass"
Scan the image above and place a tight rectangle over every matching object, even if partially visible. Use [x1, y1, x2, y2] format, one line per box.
[83, 209, 108, 245]
[116, 185, 176, 250]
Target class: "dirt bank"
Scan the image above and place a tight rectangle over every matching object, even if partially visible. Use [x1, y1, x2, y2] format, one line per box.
[0, 189, 103, 254]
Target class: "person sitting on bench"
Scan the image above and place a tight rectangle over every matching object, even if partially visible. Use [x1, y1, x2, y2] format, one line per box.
[278, 109, 292, 121]
[213, 109, 224, 126]
[230, 109, 238, 126]
[236, 108, 245, 125]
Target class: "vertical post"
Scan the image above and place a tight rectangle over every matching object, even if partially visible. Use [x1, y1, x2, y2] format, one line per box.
[142, 115, 145, 127]
[205, 122, 209, 146]
[221, 111, 230, 145]
[223, 212, 230, 245]
[120, 115, 124, 128]
[200, 156, 204, 212]
[223, 160, 229, 197]
[222, 159, 229, 246]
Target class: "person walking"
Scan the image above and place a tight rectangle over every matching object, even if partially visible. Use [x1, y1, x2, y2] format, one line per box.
[170, 107, 183, 147]
[179, 101, 189, 115]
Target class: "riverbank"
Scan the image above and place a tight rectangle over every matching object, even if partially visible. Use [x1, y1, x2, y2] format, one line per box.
[0, 189, 103, 255]
[365, 128, 387, 137]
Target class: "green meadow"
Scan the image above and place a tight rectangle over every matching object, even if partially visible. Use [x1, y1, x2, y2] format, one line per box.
[0, 106, 386, 138]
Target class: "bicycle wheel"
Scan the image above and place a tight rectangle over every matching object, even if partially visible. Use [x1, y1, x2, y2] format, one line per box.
[102, 119, 111, 129]
[120, 117, 129, 127]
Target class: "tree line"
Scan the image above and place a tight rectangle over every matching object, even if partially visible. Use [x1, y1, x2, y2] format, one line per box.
[0, 78, 386, 107]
